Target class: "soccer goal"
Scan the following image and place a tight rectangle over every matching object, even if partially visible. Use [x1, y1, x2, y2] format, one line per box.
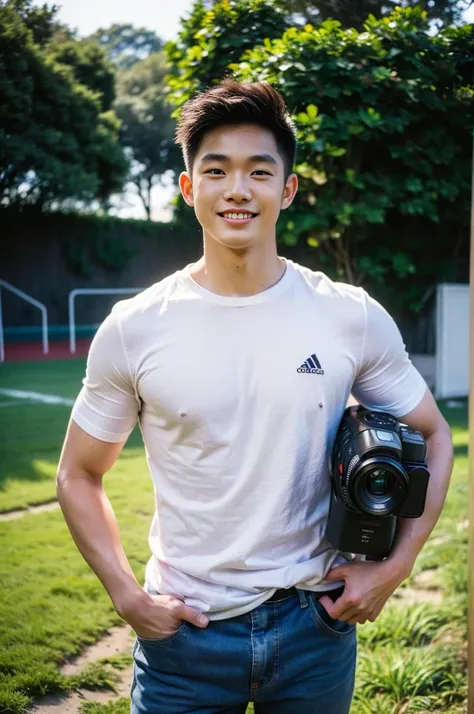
[68, 288, 145, 354]
[0, 280, 49, 363]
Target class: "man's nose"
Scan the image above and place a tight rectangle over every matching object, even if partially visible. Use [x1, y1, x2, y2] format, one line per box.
[223, 174, 252, 202]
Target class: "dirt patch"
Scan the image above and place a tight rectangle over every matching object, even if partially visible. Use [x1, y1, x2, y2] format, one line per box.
[60, 626, 134, 676]
[414, 569, 439, 589]
[31, 626, 135, 714]
[0, 500, 60, 521]
[29, 686, 132, 714]
[394, 586, 443, 605]
[394, 569, 443, 605]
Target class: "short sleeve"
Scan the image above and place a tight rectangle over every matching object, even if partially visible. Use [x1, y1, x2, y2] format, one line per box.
[351, 290, 427, 418]
[71, 306, 140, 443]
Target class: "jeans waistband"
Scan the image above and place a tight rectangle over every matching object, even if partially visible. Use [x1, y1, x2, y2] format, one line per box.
[267, 585, 345, 603]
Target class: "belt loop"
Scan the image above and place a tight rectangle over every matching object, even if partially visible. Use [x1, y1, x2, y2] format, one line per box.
[297, 589, 309, 609]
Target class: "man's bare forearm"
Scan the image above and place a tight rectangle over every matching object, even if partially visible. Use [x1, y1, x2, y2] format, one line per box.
[56, 471, 143, 613]
[388, 422, 454, 576]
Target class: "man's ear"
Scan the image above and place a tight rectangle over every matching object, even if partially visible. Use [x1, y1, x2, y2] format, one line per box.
[281, 173, 298, 210]
[179, 172, 194, 206]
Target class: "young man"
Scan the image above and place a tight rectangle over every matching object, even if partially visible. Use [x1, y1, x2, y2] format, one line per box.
[57, 80, 453, 714]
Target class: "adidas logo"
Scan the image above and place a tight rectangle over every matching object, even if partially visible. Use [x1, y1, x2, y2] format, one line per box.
[297, 353, 325, 375]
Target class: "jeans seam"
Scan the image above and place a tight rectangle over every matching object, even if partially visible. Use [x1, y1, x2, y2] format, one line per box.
[249, 609, 257, 701]
[256, 603, 280, 693]
[130, 641, 138, 702]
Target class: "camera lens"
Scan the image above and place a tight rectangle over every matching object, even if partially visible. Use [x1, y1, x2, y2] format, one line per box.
[349, 457, 408, 516]
[368, 469, 391, 495]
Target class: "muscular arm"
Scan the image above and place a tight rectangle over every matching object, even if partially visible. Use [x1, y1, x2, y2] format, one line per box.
[56, 420, 143, 615]
[57, 420, 209, 635]
[386, 388, 454, 575]
[321, 288, 456, 624]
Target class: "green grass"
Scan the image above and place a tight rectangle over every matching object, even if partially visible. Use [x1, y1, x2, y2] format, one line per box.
[0, 360, 153, 712]
[79, 701, 131, 714]
[0, 361, 469, 713]
[0, 360, 86, 511]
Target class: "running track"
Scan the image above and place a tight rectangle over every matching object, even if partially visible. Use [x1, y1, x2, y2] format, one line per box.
[3, 338, 92, 362]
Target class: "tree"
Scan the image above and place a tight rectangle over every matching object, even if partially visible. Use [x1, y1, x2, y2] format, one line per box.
[165, 0, 291, 107]
[88, 24, 163, 70]
[4, 0, 62, 45]
[234, 6, 473, 312]
[283, 0, 473, 29]
[114, 52, 181, 220]
[0, 0, 128, 208]
[166, 1, 473, 318]
[46, 36, 116, 111]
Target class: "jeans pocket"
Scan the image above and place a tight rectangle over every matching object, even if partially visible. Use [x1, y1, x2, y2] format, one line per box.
[136, 620, 188, 646]
[308, 595, 356, 638]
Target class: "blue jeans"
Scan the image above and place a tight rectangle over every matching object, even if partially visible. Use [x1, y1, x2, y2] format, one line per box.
[130, 589, 357, 713]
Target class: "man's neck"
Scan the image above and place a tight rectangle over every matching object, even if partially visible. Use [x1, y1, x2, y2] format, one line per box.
[189, 241, 286, 298]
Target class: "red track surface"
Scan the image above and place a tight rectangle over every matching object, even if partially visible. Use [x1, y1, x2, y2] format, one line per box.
[4, 338, 92, 362]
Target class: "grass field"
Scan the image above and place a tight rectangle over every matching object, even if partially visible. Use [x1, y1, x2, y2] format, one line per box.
[0, 360, 469, 714]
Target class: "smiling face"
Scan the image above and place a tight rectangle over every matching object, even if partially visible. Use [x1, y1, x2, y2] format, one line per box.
[179, 123, 298, 253]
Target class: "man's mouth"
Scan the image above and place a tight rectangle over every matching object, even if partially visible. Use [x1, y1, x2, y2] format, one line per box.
[217, 211, 259, 223]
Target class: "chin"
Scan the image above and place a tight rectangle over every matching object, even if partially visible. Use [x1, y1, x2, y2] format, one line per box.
[205, 227, 254, 249]
[217, 235, 256, 251]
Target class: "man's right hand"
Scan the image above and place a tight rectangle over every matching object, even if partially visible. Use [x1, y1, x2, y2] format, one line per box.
[117, 589, 210, 640]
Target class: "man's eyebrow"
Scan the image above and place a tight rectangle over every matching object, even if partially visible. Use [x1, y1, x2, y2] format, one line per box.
[199, 152, 278, 165]
[200, 153, 228, 164]
[248, 153, 278, 165]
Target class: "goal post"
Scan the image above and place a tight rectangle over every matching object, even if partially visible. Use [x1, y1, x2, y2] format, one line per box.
[0, 280, 49, 363]
[68, 288, 145, 354]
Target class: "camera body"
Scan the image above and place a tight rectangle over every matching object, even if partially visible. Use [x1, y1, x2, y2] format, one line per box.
[326, 406, 430, 559]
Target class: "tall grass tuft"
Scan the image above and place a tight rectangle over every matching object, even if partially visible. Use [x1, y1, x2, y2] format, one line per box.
[355, 643, 466, 708]
[357, 601, 451, 648]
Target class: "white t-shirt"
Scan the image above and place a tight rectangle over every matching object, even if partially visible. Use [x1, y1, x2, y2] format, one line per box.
[71, 259, 427, 620]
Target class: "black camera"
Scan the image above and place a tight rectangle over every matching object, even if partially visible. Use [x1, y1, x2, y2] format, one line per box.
[326, 406, 430, 559]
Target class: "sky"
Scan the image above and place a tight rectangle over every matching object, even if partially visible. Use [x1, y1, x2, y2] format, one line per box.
[53, 0, 196, 42]
[49, 0, 474, 40]
[35, 0, 474, 220]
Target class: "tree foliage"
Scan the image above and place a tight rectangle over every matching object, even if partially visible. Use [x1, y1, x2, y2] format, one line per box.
[166, 1, 473, 315]
[165, 0, 291, 108]
[88, 23, 175, 218]
[5, 0, 61, 45]
[88, 23, 163, 70]
[0, 0, 128, 208]
[240, 7, 473, 311]
[46, 35, 116, 111]
[283, 0, 473, 30]
[115, 52, 181, 219]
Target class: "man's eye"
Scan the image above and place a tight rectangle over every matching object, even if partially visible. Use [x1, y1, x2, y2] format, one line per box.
[205, 168, 224, 175]
[252, 170, 271, 176]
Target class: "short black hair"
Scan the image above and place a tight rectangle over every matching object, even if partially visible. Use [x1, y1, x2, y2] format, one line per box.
[175, 79, 297, 178]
